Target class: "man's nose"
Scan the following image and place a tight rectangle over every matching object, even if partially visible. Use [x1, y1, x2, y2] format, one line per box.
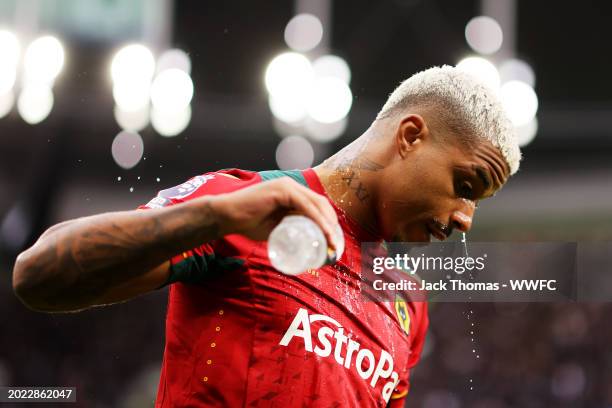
[450, 201, 475, 232]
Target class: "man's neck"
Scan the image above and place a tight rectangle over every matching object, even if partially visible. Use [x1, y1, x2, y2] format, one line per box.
[313, 126, 389, 237]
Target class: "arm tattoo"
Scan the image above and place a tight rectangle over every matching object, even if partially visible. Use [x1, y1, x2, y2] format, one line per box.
[14, 198, 220, 311]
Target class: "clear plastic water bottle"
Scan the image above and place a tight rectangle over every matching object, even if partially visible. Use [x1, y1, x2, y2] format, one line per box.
[268, 215, 345, 275]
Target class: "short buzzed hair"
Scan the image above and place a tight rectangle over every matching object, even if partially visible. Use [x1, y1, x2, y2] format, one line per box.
[377, 65, 521, 175]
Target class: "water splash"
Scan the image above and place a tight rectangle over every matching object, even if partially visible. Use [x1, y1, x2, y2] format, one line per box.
[461, 232, 469, 257]
[462, 232, 479, 391]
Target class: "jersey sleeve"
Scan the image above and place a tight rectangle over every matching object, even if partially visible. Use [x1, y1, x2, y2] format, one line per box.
[138, 173, 224, 210]
[137, 172, 246, 287]
[388, 301, 429, 406]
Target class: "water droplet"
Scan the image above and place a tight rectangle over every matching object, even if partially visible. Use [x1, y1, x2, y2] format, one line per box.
[156, 177, 161, 182]
[137, 176, 141, 180]
[117, 176, 122, 181]
[129, 187, 134, 192]
[159, 164, 163, 168]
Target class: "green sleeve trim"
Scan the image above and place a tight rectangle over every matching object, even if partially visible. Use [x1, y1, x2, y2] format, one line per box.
[160, 252, 245, 287]
[259, 170, 308, 188]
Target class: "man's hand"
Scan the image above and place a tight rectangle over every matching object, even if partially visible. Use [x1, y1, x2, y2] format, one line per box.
[210, 177, 339, 245]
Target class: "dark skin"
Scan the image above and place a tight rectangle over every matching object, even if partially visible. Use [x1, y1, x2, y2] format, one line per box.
[315, 112, 510, 242]
[11, 111, 511, 313]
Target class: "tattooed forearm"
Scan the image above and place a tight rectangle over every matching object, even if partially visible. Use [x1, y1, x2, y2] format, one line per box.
[12, 197, 220, 311]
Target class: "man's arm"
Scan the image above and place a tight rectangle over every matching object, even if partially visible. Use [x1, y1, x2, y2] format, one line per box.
[12, 177, 338, 312]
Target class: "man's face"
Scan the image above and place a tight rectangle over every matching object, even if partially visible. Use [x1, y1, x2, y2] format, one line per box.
[378, 132, 511, 242]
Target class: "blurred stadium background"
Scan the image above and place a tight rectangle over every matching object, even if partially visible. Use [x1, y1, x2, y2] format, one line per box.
[1, 0, 611, 407]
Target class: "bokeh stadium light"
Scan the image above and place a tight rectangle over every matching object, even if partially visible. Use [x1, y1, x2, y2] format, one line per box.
[464, 16, 504, 55]
[312, 55, 351, 84]
[266, 51, 353, 168]
[111, 44, 155, 112]
[499, 58, 535, 87]
[457, 54, 539, 146]
[0, 31, 17, 119]
[0, 90, 14, 119]
[275, 135, 314, 170]
[18, 35, 65, 125]
[269, 8, 354, 169]
[306, 76, 352, 124]
[150, 105, 192, 138]
[150, 53, 194, 137]
[114, 104, 150, 133]
[156, 48, 192, 75]
[111, 130, 145, 170]
[265, 52, 313, 124]
[462, 14, 539, 147]
[515, 117, 538, 147]
[17, 84, 54, 125]
[284, 13, 324, 52]
[150, 68, 194, 127]
[265, 52, 352, 128]
[23, 35, 65, 85]
[500, 80, 539, 127]
[265, 52, 313, 110]
[0, 32, 65, 125]
[304, 117, 347, 143]
[111, 46, 193, 136]
[456, 56, 501, 90]
[110, 46, 193, 168]
[0, 30, 20, 96]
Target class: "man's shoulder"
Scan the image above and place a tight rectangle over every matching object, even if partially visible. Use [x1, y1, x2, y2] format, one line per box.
[140, 169, 256, 209]
[141, 168, 311, 209]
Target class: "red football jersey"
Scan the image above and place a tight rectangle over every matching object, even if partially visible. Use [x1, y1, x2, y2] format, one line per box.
[140, 168, 428, 407]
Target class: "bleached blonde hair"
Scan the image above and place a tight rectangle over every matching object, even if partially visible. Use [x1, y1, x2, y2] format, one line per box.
[376, 65, 521, 175]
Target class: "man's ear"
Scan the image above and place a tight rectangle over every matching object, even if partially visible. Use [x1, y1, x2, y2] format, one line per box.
[396, 114, 429, 158]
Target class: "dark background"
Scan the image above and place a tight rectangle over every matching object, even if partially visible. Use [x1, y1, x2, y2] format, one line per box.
[1, 1, 611, 407]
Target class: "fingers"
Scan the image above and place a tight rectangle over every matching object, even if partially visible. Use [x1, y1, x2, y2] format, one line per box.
[273, 178, 339, 249]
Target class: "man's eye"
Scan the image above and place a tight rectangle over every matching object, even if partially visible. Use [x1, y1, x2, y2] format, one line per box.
[459, 182, 473, 199]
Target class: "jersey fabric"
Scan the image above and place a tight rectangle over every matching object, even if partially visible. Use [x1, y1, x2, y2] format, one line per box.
[139, 168, 429, 408]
